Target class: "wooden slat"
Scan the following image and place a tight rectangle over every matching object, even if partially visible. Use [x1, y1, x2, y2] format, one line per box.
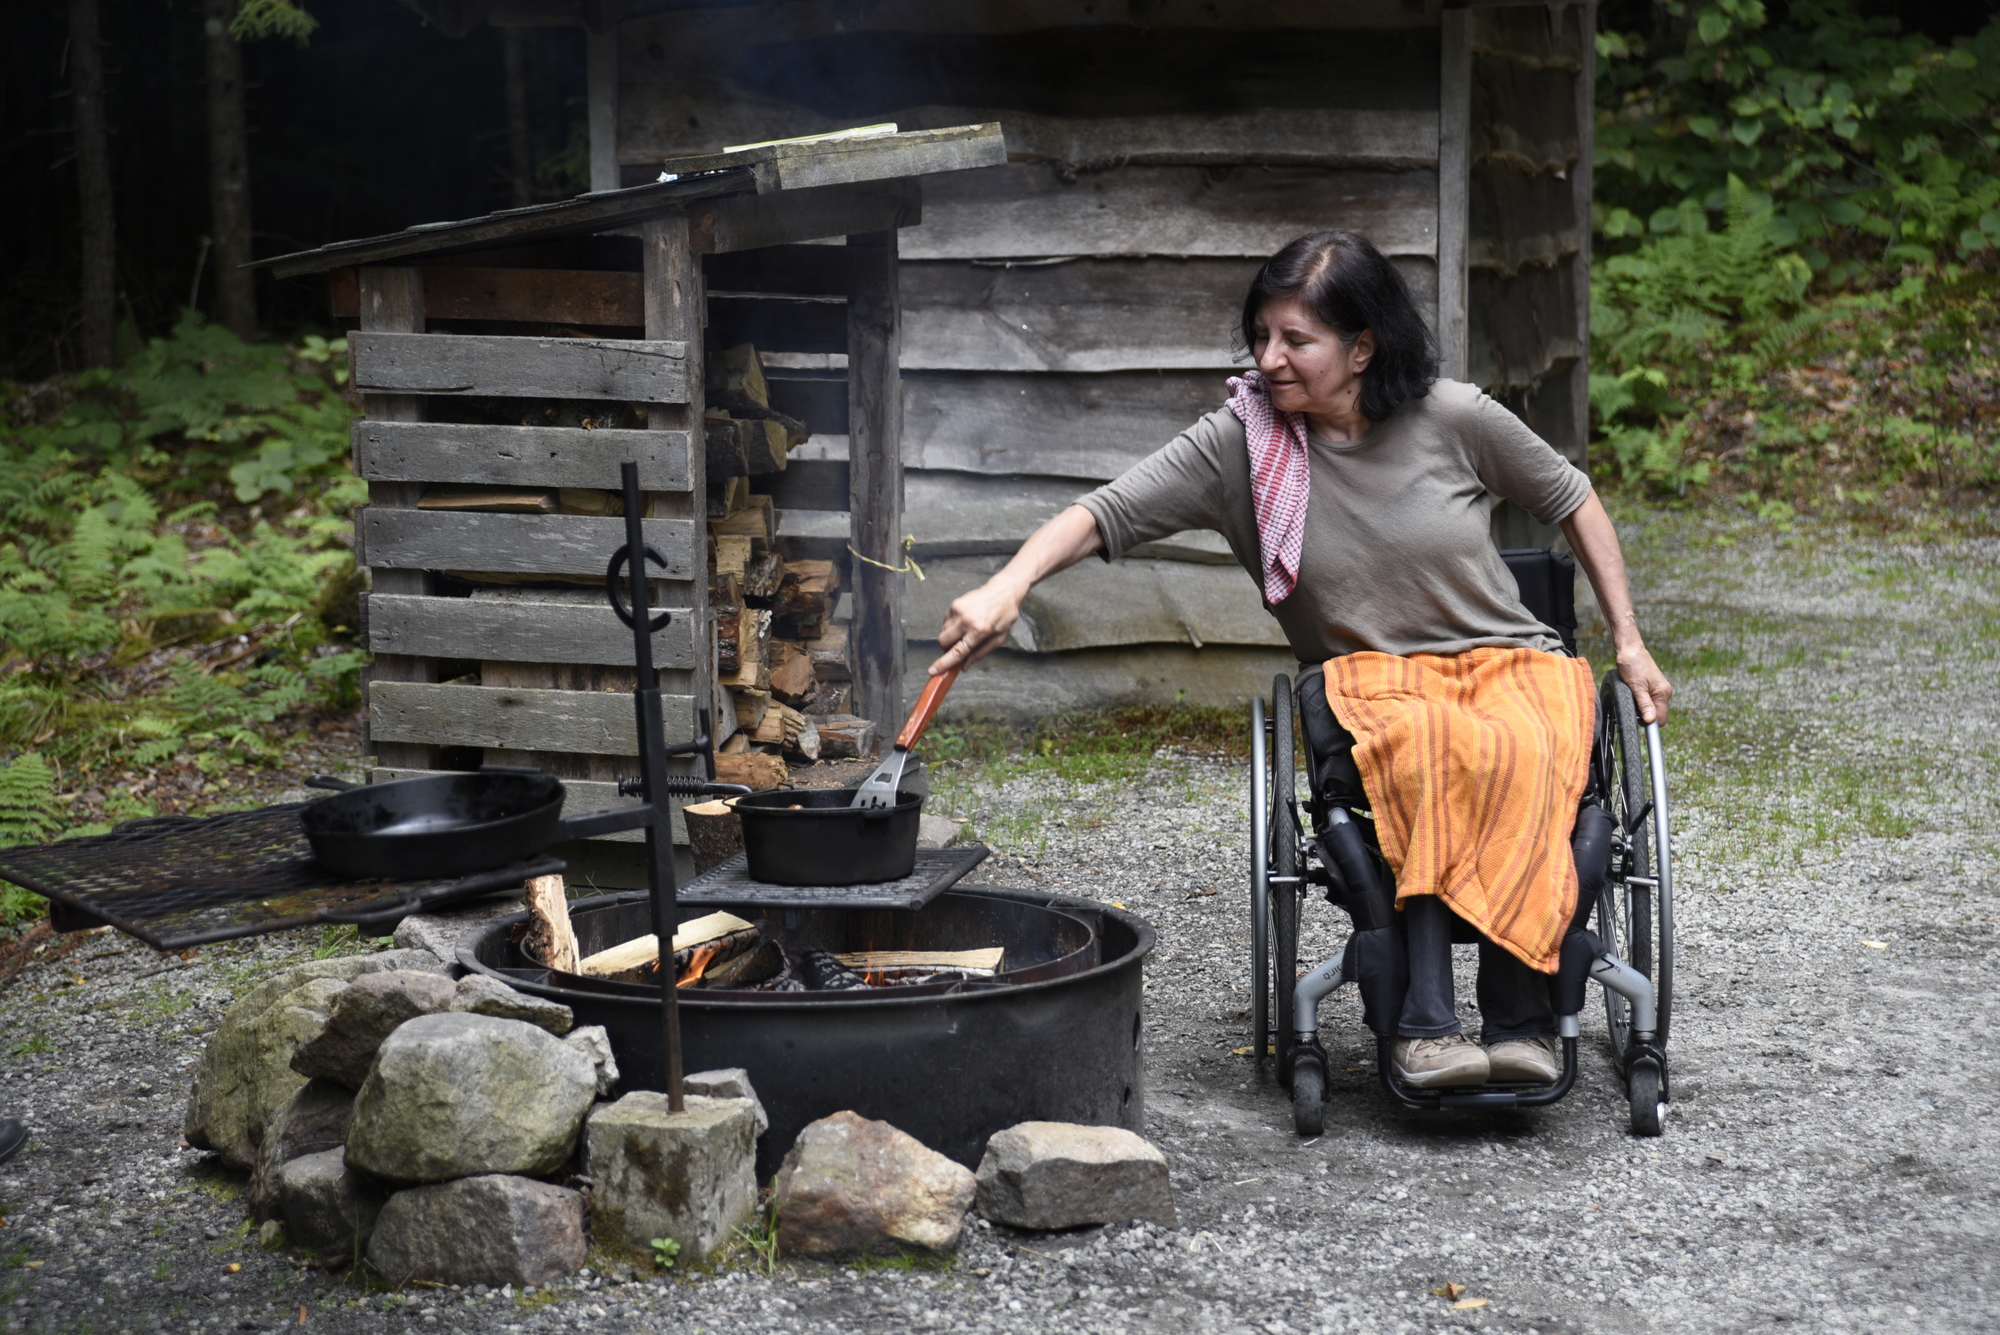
[330, 267, 644, 327]
[846, 230, 906, 735]
[365, 593, 696, 669]
[1469, 263, 1581, 393]
[689, 179, 921, 255]
[907, 106, 1438, 170]
[1437, 8, 1472, 381]
[371, 767, 689, 844]
[370, 682, 697, 755]
[360, 509, 699, 579]
[1467, 155, 1585, 280]
[897, 256, 1437, 373]
[354, 421, 692, 491]
[657, 124, 1005, 192]
[1470, 58, 1583, 176]
[351, 331, 688, 402]
[902, 163, 1437, 260]
[898, 370, 1234, 480]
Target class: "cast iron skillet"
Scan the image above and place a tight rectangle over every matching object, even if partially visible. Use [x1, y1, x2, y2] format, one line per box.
[300, 768, 566, 880]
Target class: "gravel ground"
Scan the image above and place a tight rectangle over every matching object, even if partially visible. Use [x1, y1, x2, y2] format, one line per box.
[3, 510, 1997, 1335]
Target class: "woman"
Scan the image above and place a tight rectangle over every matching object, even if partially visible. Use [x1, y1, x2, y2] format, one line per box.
[931, 231, 1672, 1089]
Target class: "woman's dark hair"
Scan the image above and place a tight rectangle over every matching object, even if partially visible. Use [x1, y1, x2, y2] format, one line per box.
[1240, 230, 1438, 422]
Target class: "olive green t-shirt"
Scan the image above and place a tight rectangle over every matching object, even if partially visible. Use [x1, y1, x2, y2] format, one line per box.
[1075, 379, 1593, 662]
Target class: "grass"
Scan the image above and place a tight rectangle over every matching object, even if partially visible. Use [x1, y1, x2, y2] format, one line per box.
[846, 1248, 956, 1274]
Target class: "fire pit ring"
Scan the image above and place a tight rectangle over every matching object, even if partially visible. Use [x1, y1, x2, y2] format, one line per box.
[459, 886, 1155, 1176]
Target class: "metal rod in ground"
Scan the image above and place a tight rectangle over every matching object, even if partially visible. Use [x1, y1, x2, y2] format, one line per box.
[615, 459, 684, 1111]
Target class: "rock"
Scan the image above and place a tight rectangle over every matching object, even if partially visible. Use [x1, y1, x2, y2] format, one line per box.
[247, 1080, 354, 1221]
[256, 1220, 286, 1250]
[182, 951, 450, 1170]
[915, 814, 964, 849]
[291, 971, 457, 1089]
[450, 973, 574, 1036]
[365, 1175, 585, 1287]
[974, 1122, 1177, 1230]
[562, 1026, 620, 1098]
[773, 1111, 976, 1257]
[278, 1148, 387, 1259]
[345, 1013, 596, 1184]
[391, 897, 522, 970]
[684, 1067, 768, 1136]
[584, 1093, 758, 1265]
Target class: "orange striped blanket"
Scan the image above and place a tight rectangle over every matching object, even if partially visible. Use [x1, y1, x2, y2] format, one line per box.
[1322, 647, 1595, 974]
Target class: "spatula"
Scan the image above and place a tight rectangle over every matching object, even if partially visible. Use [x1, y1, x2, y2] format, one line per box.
[850, 668, 960, 809]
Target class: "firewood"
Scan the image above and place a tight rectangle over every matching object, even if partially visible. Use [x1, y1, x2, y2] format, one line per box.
[767, 640, 816, 705]
[803, 681, 853, 717]
[521, 874, 578, 973]
[741, 550, 784, 601]
[556, 488, 623, 516]
[711, 494, 775, 543]
[683, 798, 744, 875]
[704, 410, 750, 479]
[578, 910, 755, 978]
[699, 939, 784, 988]
[713, 534, 752, 580]
[419, 485, 556, 514]
[745, 702, 818, 763]
[718, 732, 752, 754]
[719, 609, 771, 691]
[833, 948, 1003, 974]
[791, 717, 821, 763]
[714, 751, 788, 790]
[743, 418, 789, 474]
[712, 342, 771, 412]
[805, 624, 850, 681]
[706, 476, 751, 520]
[730, 687, 770, 730]
[811, 713, 877, 759]
[712, 573, 743, 675]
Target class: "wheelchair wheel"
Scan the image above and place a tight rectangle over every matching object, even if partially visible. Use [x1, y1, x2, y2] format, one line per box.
[1628, 1061, 1665, 1136]
[1268, 678, 1303, 1081]
[1291, 1049, 1326, 1137]
[1595, 671, 1672, 1060]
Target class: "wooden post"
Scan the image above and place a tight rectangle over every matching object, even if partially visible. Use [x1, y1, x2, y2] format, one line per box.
[846, 230, 905, 738]
[357, 266, 435, 773]
[586, 28, 619, 193]
[641, 211, 709, 763]
[1437, 7, 1472, 383]
[1570, 0, 1598, 472]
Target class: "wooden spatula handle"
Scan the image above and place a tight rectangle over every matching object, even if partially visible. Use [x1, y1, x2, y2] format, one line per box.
[896, 668, 960, 751]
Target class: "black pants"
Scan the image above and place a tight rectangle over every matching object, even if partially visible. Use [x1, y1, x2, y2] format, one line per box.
[1296, 670, 1557, 1043]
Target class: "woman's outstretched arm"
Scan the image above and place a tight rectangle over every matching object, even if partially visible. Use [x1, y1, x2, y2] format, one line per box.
[1560, 490, 1673, 724]
[928, 504, 1104, 675]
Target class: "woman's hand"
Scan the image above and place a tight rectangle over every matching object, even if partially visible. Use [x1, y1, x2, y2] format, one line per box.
[926, 504, 1105, 677]
[1616, 643, 1673, 727]
[931, 577, 1027, 675]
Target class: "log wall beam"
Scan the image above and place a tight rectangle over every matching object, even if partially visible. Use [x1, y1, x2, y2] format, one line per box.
[846, 229, 906, 735]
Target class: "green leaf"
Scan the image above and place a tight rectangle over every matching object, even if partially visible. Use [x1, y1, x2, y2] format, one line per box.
[1731, 117, 1764, 146]
[1697, 10, 1731, 44]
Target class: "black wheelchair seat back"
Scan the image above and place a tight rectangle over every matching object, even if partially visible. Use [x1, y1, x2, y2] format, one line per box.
[1499, 547, 1579, 656]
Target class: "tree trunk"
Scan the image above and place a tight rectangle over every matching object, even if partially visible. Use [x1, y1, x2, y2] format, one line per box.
[202, 0, 256, 337]
[503, 28, 533, 207]
[67, 0, 115, 368]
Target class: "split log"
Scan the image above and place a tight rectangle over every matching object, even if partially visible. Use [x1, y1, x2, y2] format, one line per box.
[833, 948, 1003, 974]
[713, 533, 753, 580]
[773, 559, 841, 637]
[767, 639, 816, 705]
[706, 476, 750, 520]
[556, 488, 623, 516]
[522, 874, 579, 973]
[699, 939, 784, 988]
[711, 572, 743, 675]
[719, 608, 771, 691]
[704, 412, 789, 477]
[577, 910, 756, 979]
[802, 681, 854, 717]
[751, 701, 818, 762]
[741, 549, 784, 600]
[711, 494, 775, 543]
[718, 732, 752, 754]
[683, 798, 744, 875]
[805, 624, 850, 681]
[714, 751, 788, 790]
[711, 342, 772, 412]
[811, 713, 877, 759]
[730, 686, 770, 730]
[419, 485, 557, 514]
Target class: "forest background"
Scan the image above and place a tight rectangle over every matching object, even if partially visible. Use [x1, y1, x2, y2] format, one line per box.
[1, 0, 1998, 926]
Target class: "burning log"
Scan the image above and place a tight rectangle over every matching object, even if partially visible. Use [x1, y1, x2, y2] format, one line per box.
[798, 950, 870, 991]
[577, 910, 756, 981]
[699, 939, 785, 989]
[833, 948, 1003, 975]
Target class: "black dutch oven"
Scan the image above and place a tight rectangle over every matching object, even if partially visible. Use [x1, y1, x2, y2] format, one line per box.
[733, 786, 923, 886]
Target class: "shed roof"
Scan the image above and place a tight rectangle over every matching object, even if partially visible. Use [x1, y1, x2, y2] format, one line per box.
[257, 123, 1004, 279]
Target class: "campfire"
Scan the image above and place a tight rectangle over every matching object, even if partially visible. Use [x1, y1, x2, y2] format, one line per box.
[563, 908, 1007, 992]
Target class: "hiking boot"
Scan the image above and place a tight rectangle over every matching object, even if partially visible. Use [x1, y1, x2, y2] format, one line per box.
[1487, 1037, 1561, 1083]
[1390, 1034, 1490, 1088]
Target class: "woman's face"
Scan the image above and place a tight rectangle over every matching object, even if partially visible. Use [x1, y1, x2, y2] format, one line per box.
[1251, 295, 1375, 425]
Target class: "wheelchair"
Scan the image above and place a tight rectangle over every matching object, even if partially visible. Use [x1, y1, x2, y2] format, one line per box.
[1248, 549, 1674, 1137]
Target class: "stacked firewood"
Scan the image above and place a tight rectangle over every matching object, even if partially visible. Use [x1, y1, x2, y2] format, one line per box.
[705, 344, 878, 789]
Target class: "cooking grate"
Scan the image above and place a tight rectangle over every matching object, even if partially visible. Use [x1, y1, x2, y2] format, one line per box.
[678, 845, 990, 911]
[0, 805, 562, 952]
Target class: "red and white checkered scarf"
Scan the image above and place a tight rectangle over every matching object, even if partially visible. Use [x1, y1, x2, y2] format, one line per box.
[1227, 369, 1311, 604]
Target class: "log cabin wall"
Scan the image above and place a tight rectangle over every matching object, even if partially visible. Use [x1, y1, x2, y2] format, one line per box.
[610, 0, 1594, 719]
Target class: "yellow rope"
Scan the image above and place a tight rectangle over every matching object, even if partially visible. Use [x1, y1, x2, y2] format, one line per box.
[847, 535, 925, 581]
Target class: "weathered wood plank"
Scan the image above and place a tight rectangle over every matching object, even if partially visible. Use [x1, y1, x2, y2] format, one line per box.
[901, 163, 1437, 260]
[371, 768, 688, 844]
[1437, 8, 1472, 381]
[689, 179, 921, 255]
[370, 682, 697, 755]
[360, 509, 699, 579]
[1470, 57, 1583, 176]
[903, 106, 1439, 170]
[903, 555, 1283, 654]
[365, 593, 696, 669]
[354, 421, 691, 491]
[1468, 162, 1584, 278]
[350, 331, 690, 402]
[330, 267, 645, 327]
[896, 256, 1437, 372]
[846, 231, 905, 734]
[1469, 262, 1581, 393]
[655, 124, 1004, 192]
[898, 370, 1235, 480]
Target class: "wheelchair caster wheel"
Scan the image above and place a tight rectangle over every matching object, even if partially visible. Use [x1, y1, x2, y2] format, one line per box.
[1628, 1062, 1664, 1137]
[1291, 1051, 1326, 1137]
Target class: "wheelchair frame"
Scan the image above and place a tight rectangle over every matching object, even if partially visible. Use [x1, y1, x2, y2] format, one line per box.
[1249, 666, 1675, 1137]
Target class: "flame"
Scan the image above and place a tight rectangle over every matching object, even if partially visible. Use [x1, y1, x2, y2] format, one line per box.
[676, 942, 722, 988]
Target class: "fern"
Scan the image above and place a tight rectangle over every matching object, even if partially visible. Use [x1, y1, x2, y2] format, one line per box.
[0, 753, 60, 849]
